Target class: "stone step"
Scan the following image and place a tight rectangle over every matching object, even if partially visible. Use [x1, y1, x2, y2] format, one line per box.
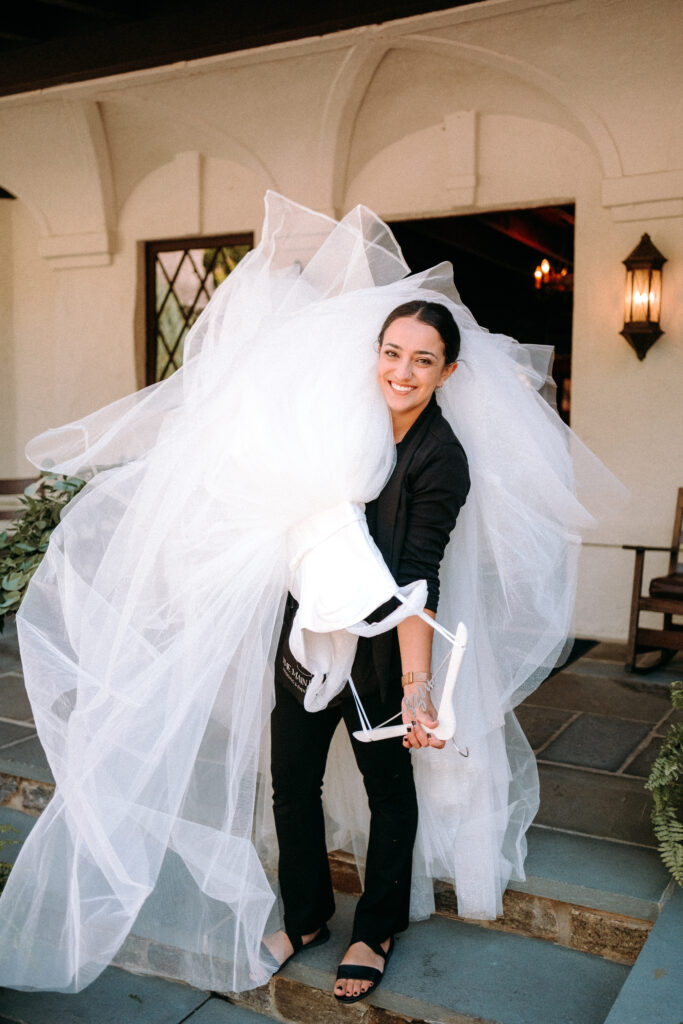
[209, 891, 630, 1024]
[3, 892, 680, 1024]
[3, 806, 679, 1024]
[330, 821, 672, 965]
[0, 764, 53, 818]
[0, 789, 671, 968]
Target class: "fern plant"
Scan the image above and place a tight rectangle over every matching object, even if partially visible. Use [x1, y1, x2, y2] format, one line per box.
[0, 475, 85, 633]
[646, 680, 683, 885]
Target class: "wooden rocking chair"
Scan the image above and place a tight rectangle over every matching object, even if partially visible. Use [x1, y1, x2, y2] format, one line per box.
[624, 487, 683, 671]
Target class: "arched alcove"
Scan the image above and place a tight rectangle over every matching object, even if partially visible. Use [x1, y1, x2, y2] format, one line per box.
[344, 110, 596, 218]
[100, 97, 277, 217]
[351, 49, 597, 196]
[321, 34, 621, 214]
[342, 42, 601, 218]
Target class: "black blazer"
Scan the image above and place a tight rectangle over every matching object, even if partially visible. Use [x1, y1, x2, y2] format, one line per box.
[275, 395, 470, 704]
[353, 394, 470, 701]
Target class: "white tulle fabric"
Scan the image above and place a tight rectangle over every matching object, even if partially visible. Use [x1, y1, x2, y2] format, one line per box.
[0, 193, 624, 994]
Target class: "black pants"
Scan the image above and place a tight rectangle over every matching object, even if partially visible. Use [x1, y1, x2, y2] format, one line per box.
[270, 679, 418, 946]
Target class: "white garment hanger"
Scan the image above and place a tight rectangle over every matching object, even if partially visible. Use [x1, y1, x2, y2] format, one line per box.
[351, 616, 468, 755]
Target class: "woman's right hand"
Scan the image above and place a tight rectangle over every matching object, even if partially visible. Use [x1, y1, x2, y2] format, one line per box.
[401, 684, 446, 750]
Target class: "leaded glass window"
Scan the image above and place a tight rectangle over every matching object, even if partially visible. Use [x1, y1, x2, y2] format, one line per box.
[145, 234, 253, 384]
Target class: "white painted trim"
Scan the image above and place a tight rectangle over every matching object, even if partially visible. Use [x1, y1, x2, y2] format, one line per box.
[602, 170, 683, 207]
[38, 230, 114, 268]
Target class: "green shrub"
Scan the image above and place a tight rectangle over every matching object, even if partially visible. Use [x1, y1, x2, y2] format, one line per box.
[0, 475, 85, 632]
[646, 681, 683, 885]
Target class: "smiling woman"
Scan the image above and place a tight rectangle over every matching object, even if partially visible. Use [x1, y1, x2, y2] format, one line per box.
[269, 295, 470, 1003]
[376, 301, 459, 441]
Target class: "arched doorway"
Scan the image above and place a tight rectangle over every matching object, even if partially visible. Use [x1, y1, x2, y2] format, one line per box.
[389, 205, 574, 422]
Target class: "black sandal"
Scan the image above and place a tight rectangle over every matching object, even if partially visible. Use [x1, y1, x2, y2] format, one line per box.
[262, 923, 331, 974]
[334, 936, 394, 1004]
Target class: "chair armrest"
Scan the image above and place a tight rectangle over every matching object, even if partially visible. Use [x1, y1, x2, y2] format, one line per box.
[622, 545, 676, 553]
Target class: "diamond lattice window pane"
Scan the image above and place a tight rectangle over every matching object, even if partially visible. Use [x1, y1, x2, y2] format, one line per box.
[147, 236, 253, 384]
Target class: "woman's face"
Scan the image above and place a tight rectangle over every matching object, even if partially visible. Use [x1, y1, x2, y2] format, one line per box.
[377, 316, 456, 423]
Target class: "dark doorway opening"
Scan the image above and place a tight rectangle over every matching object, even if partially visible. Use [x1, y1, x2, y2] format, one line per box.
[388, 205, 574, 423]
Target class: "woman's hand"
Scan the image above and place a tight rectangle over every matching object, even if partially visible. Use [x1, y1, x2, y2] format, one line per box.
[401, 682, 446, 750]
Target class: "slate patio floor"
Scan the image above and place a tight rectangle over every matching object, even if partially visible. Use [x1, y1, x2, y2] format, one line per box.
[1, 618, 682, 1023]
[1, 969, 269, 1024]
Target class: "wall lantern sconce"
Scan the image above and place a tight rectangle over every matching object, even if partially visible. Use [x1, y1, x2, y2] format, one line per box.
[621, 233, 666, 360]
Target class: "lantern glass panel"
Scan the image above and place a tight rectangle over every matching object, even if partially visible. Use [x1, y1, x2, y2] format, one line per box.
[648, 269, 662, 322]
[630, 267, 652, 323]
[624, 270, 634, 322]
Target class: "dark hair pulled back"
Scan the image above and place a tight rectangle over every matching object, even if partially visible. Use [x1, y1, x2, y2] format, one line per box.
[378, 300, 460, 364]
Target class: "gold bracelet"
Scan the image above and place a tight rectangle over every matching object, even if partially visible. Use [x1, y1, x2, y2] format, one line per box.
[401, 671, 432, 687]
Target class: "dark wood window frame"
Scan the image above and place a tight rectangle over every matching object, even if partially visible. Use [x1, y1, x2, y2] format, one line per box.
[145, 232, 253, 386]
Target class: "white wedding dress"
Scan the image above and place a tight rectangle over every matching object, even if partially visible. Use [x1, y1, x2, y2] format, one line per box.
[0, 193, 624, 994]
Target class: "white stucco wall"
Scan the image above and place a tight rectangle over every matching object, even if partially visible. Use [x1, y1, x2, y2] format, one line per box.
[2, 201, 58, 478]
[1, 0, 681, 639]
[0, 199, 15, 478]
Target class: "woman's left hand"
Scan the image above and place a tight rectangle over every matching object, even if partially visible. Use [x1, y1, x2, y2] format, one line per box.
[401, 684, 446, 750]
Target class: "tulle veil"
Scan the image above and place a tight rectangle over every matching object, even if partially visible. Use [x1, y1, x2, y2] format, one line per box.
[0, 193, 624, 994]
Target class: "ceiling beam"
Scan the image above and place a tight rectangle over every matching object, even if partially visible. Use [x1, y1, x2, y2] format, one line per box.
[479, 209, 574, 266]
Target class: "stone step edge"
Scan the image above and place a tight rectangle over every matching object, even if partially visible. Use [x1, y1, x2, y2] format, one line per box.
[0, 766, 53, 815]
[234, 964, 494, 1024]
[0, 770, 655, 965]
[330, 844, 661, 925]
[330, 853, 650, 966]
[117, 937, 494, 1024]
